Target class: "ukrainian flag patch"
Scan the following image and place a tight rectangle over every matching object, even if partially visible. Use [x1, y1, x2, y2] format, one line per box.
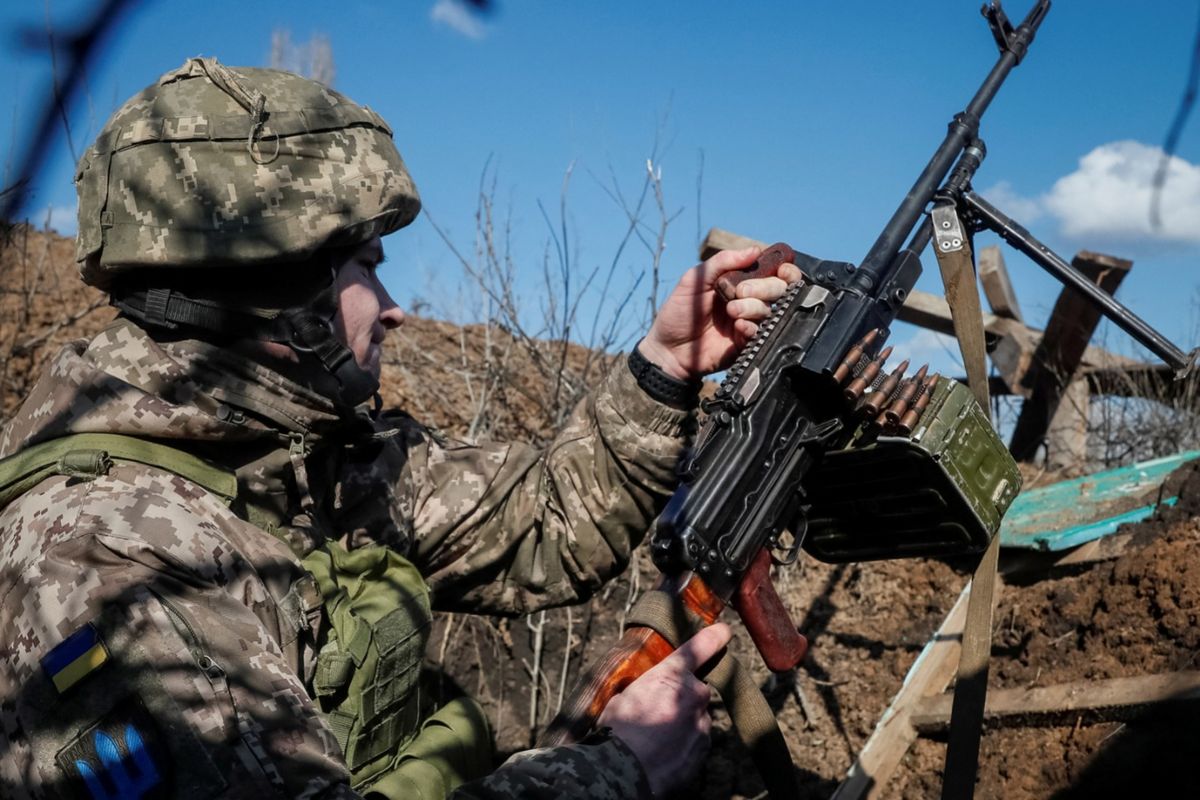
[42, 623, 110, 694]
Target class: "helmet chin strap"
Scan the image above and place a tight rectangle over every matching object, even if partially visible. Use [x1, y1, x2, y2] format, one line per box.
[111, 276, 381, 409]
[280, 305, 380, 407]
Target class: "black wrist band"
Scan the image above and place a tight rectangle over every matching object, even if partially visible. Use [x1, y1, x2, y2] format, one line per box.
[628, 342, 701, 409]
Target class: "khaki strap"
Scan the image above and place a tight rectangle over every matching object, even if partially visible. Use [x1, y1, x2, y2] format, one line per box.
[931, 204, 990, 412]
[0, 432, 237, 512]
[627, 591, 800, 800]
[932, 203, 998, 800]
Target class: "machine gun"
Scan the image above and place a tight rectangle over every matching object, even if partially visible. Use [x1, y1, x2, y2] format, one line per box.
[545, 1, 1195, 793]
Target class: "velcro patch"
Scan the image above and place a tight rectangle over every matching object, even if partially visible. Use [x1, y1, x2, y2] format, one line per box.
[41, 623, 110, 694]
[56, 699, 167, 800]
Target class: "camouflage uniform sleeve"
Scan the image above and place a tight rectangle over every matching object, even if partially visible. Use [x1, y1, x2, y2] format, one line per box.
[449, 731, 651, 800]
[407, 359, 695, 615]
[0, 465, 359, 799]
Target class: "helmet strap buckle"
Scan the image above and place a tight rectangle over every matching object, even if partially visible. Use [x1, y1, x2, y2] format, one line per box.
[143, 288, 177, 329]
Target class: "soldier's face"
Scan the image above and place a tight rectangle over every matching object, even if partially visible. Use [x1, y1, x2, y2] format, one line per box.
[331, 236, 404, 379]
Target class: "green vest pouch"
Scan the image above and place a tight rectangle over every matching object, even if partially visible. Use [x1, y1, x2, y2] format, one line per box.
[302, 542, 491, 797]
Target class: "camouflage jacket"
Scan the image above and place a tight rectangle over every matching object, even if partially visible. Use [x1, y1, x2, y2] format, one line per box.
[0, 319, 695, 799]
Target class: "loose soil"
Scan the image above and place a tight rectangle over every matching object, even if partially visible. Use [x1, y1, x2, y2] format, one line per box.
[6, 227, 1200, 798]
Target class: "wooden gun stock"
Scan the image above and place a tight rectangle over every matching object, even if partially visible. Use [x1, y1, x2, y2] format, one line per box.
[541, 571, 726, 746]
[543, 548, 807, 746]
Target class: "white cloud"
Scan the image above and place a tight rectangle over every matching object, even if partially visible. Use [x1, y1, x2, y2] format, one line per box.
[973, 141, 1200, 247]
[1043, 140, 1200, 244]
[977, 180, 1043, 223]
[430, 0, 487, 40]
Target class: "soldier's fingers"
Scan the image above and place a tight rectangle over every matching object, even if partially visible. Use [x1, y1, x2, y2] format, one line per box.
[734, 318, 759, 345]
[696, 705, 714, 737]
[736, 275, 788, 303]
[726, 297, 773, 321]
[657, 623, 732, 676]
[698, 247, 763, 282]
[777, 262, 805, 285]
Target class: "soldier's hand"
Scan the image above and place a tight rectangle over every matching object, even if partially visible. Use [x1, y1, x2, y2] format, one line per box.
[597, 623, 733, 798]
[637, 247, 803, 380]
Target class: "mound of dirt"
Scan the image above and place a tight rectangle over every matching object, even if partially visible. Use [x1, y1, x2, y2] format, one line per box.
[888, 464, 1200, 799]
[0, 225, 113, 419]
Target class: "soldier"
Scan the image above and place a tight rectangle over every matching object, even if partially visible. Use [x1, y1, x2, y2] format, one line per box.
[0, 60, 799, 799]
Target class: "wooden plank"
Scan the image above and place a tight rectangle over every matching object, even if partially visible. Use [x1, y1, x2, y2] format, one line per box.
[897, 290, 1003, 344]
[1009, 251, 1134, 462]
[1050, 531, 1139, 567]
[909, 671, 1200, 734]
[831, 581, 980, 800]
[978, 245, 1023, 322]
[1001, 532, 1138, 575]
[1044, 377, 1090, 471]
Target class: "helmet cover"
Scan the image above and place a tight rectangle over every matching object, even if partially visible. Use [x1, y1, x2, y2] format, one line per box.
[75, 57, 420, 288]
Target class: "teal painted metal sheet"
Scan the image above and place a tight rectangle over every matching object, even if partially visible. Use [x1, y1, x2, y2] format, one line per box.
[999, 450, 1200, 552]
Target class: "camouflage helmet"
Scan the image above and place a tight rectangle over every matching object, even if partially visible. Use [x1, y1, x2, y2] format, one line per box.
[75, 57, 420, 288]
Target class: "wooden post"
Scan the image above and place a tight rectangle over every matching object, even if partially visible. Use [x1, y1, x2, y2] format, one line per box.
[1044, 377, 1090, 470]
[977, 245, 1023, 322]
[909, 671, 1200, 733]
[1008, 251, 1133, 463]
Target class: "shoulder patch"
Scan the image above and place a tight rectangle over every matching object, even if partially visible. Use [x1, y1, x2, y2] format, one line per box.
[42, 623, 110, 693]
[56, 699, 167, 800]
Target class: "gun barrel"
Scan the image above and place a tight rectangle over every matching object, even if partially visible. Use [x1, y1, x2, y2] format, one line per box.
[852, 0, 1050, 294]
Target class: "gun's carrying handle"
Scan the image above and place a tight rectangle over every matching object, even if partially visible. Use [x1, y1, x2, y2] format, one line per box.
[715, 242, 798, 302]
[731, 547, 808, 672]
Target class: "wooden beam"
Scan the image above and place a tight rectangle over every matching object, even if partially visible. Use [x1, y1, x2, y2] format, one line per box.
[1001, 531, 1139, 576]
[895, 290, 1003, 343]
[831, 581, 983, 800]
[1044, 377, 1090, 470]
[909, 671, 1200, 734]
[1009, 251, 1134, 462]
[977, 245, 1023, 322]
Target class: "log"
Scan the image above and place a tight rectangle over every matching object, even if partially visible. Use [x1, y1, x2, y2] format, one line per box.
[1001, 531, 1139, 575]
[909, 671, 1200, 734]
[1009, 251, 1133, 462]
[1044, 377, 1090, 470]
[978, 245, 1023, 322]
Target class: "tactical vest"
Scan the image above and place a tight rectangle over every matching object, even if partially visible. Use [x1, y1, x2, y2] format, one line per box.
[0, 433, 491, 799]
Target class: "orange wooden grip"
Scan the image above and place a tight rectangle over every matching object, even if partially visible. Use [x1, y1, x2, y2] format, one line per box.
[714, 242, 797, 302]
[541, 573, 726, 747]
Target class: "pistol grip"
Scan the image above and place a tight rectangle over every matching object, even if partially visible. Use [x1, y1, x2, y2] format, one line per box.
[715, 242, 797, 302]
[731, 547, 808, 672]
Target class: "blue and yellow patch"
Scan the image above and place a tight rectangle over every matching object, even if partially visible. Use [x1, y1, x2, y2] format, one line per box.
[42, 623, 109, 694]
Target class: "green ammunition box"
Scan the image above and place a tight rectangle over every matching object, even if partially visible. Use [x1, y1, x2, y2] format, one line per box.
[802, 377, 1021, 563]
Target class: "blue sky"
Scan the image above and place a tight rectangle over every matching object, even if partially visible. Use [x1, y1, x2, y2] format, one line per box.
[2, 1, 1199, 377]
